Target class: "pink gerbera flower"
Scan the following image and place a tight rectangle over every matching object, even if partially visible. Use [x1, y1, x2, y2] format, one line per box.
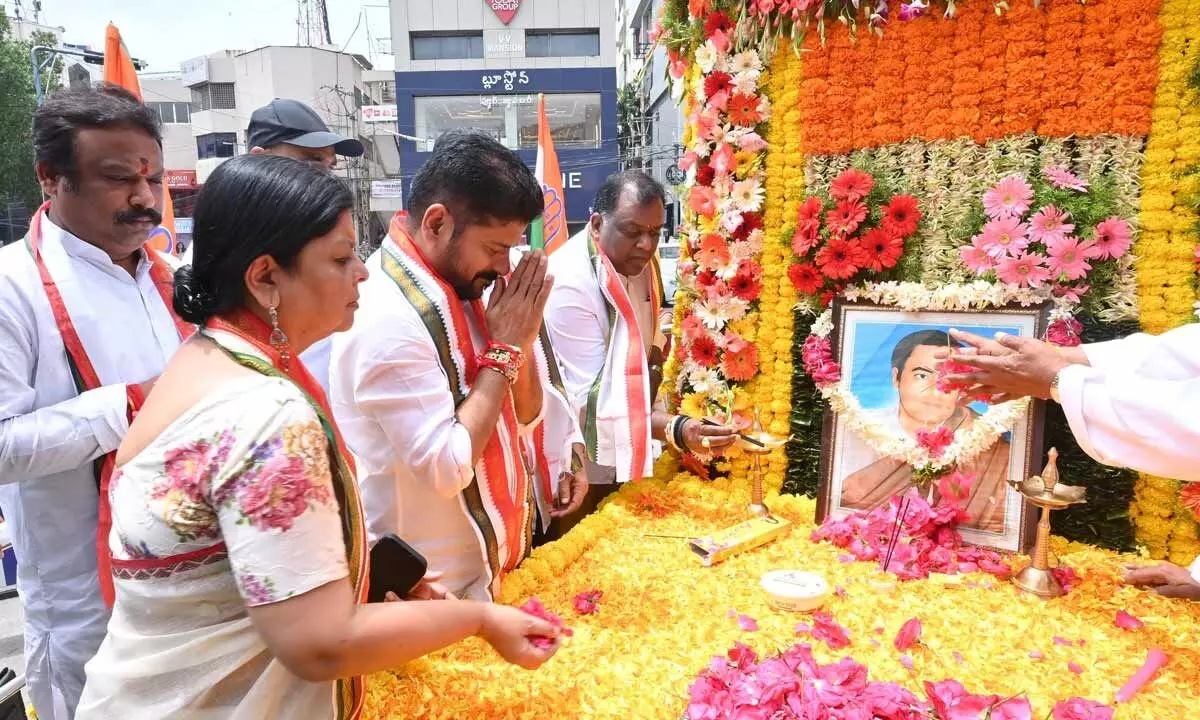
[1089, 217, 1133, 260]
[1044, 165, 1089, 192]
[977, 216, 1031, 259]
[1047, 236, 1093, 281]
[1028, 206, 1075, 246]
[959, 237, 995, 274]
[983, 176, 1034, 219]
[996, 253, 1051, 287]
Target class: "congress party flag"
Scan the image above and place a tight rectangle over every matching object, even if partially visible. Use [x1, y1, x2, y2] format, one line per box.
[103, 23, 178, 254]
[529, 93, 568, 254]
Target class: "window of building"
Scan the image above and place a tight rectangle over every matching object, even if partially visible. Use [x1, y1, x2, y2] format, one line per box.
[414, 93, 602, 152]
[525, 30, 601, 58]
[410, 32, 484, 61]
[190, 82, 236, 112]
[196, 132, 237, 159]
[147, 101, 192, 124]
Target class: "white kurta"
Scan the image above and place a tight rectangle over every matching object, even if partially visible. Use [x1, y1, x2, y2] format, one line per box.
[330, 249, 544, 601]
[544, 231, 666, 485]
[0, 218, 183, 719]
[1056, 324, 1200, 581]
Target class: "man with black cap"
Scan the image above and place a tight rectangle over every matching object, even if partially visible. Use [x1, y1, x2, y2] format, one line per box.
[180, 98, 362, 263]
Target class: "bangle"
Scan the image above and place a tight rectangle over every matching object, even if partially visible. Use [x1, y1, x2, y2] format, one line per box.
[673, 416, 689, 453]
[478, 343, 525, 385]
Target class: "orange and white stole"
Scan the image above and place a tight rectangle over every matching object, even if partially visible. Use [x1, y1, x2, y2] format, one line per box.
[24, 201, 194, 607]
[379, 222, 533, 595]
[203, 308, 370, 720]
[583, 234, 658, 484]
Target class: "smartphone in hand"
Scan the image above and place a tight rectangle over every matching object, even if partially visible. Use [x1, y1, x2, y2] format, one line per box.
[367, 534, 428, 603]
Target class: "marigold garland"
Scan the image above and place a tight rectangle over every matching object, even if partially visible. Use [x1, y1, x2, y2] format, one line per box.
[1129, 0, 1200, 563]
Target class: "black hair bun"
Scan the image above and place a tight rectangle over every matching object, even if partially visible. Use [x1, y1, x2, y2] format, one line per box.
[172, 265, 220, 325]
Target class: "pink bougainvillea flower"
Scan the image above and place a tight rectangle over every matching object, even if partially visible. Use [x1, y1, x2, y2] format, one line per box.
[893, 618, 922, 652]
[915, 426, 954, 458]
[1029, 205, 1076, 245]
[1047, 236, 1093, 281]
[960, 237, 996, 274]
[519, 597, 573, 648]
[1068, 661, 1085, 674]
[737, 614, 758, 632]
[1089, 217, 1133, 260]
[573, 589, 603, 615]
[1052, 697, 1115, 720]
[983, 175, 1034, 219]
[1044, 165, 1090, 192]
[996, 253, 1051, 287]
[1114, 610, 1145, 631]
[978, 216, 1031, 259]
[811, 611, 851, 650]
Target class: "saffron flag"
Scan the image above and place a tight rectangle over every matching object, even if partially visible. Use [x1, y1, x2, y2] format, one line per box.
[529, 93, 568, 254]
[103, 23, 178, 254]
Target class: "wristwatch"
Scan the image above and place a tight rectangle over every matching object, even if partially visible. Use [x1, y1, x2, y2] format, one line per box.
[1049, 369, 1063, 404]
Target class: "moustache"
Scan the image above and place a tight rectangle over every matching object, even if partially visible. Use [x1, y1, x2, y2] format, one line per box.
[476, 271, 500, 285]
[114, 208, 163, 226]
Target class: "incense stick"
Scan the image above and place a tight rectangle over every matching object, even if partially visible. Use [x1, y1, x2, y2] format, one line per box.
[881, 495, 911, 574]
[699, 418, 766, 447]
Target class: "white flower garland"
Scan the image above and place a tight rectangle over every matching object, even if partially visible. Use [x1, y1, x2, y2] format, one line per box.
[808, 282, 1033, 473]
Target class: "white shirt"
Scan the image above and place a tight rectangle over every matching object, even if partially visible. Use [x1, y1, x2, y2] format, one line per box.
[0, 217, 183, 719]
[544, 231, 667, 424]
[1056, 324, 1200, 581]
[330, 250, 540, 600]
[299, 335, 335, 396]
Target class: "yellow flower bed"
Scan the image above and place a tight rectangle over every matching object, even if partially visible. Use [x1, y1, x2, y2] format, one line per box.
[1130, 0, 1200, 561]
[363, 468, 1200, 719]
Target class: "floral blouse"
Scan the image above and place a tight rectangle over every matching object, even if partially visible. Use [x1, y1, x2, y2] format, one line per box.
[77, 375, 350, 719]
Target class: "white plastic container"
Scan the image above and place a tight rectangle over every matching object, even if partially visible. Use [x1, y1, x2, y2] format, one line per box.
[760, 570, 830, 612]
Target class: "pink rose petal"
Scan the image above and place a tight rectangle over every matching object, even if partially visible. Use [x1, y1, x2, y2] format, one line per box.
[953, 651, 965, 664]
[1054, 636, 1074, 647]
[737, 614, 758, 632]
[899, 654, 914, 671]
[795, 623, 812, 635]
[1114, 610, 1144, 631]
[1029, 650, 1044, 660]
[1068, 661, 1085, 674]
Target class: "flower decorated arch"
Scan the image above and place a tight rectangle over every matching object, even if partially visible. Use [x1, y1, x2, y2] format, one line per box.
[656, 0, 1200, 561]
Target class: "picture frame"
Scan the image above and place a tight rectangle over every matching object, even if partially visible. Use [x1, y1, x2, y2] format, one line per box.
[815, 300, 1050, 554]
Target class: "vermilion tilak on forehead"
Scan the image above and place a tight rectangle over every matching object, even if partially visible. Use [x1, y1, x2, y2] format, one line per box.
[138, 158, 149, 176]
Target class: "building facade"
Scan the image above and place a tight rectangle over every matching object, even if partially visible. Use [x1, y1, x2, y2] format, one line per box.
[388, 0, 619, 232]
[617, 0, 685, 238]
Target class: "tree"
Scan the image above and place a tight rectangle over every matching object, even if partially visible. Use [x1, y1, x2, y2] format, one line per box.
[0, 9, 59, 245]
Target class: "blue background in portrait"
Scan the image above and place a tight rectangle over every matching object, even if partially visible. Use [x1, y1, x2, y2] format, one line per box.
[849, 321, 1022, 411]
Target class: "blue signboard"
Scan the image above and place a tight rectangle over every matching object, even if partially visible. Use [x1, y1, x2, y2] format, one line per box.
[392, 67, 620, 224]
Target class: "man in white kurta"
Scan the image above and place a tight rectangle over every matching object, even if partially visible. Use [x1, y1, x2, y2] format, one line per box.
[946, 324, 1200, 598]
[0, 86, 183, 718]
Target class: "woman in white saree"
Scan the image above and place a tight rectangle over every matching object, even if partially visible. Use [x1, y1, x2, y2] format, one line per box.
[76, 155, 561, 720]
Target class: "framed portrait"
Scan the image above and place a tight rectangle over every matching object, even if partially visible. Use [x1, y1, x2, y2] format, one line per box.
[815, 301, 1050, 553]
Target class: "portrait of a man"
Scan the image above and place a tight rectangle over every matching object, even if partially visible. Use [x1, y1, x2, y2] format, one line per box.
[819, 304, 1045, 553]
[838, 329, 1010, 533]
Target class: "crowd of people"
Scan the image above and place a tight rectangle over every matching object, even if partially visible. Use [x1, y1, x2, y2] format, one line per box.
[0, 81, 1196, 720]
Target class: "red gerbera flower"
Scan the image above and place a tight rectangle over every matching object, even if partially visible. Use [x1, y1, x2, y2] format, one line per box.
[727, 93, 762, 126]
[859, 227, 905, 272]
[788, 262, 823, 294]
[830, 168, 875, 203]
[729, 260, 763, 301]
[703, 71, 733, 99]
[815, 237, 864, 280]
[731, 212, 763, 242]
[825, 200, 869, 237]
[689, 335, 720, 368]
[1182, 482, 1200, 523]
[883, 194, 922, 237]
[797, 196, 824, 225]
[704, 10, 733, 37]
[695, 163, 715, 187]
[792, 221, 821, 255]
[696, 269, 718, 289]
[721, 338, 759, 381]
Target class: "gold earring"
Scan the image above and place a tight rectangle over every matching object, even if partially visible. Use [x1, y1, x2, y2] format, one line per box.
[268, 304, 291, 368]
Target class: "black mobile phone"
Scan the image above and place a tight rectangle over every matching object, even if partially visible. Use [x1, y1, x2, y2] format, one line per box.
[367, 534, 429, 603]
